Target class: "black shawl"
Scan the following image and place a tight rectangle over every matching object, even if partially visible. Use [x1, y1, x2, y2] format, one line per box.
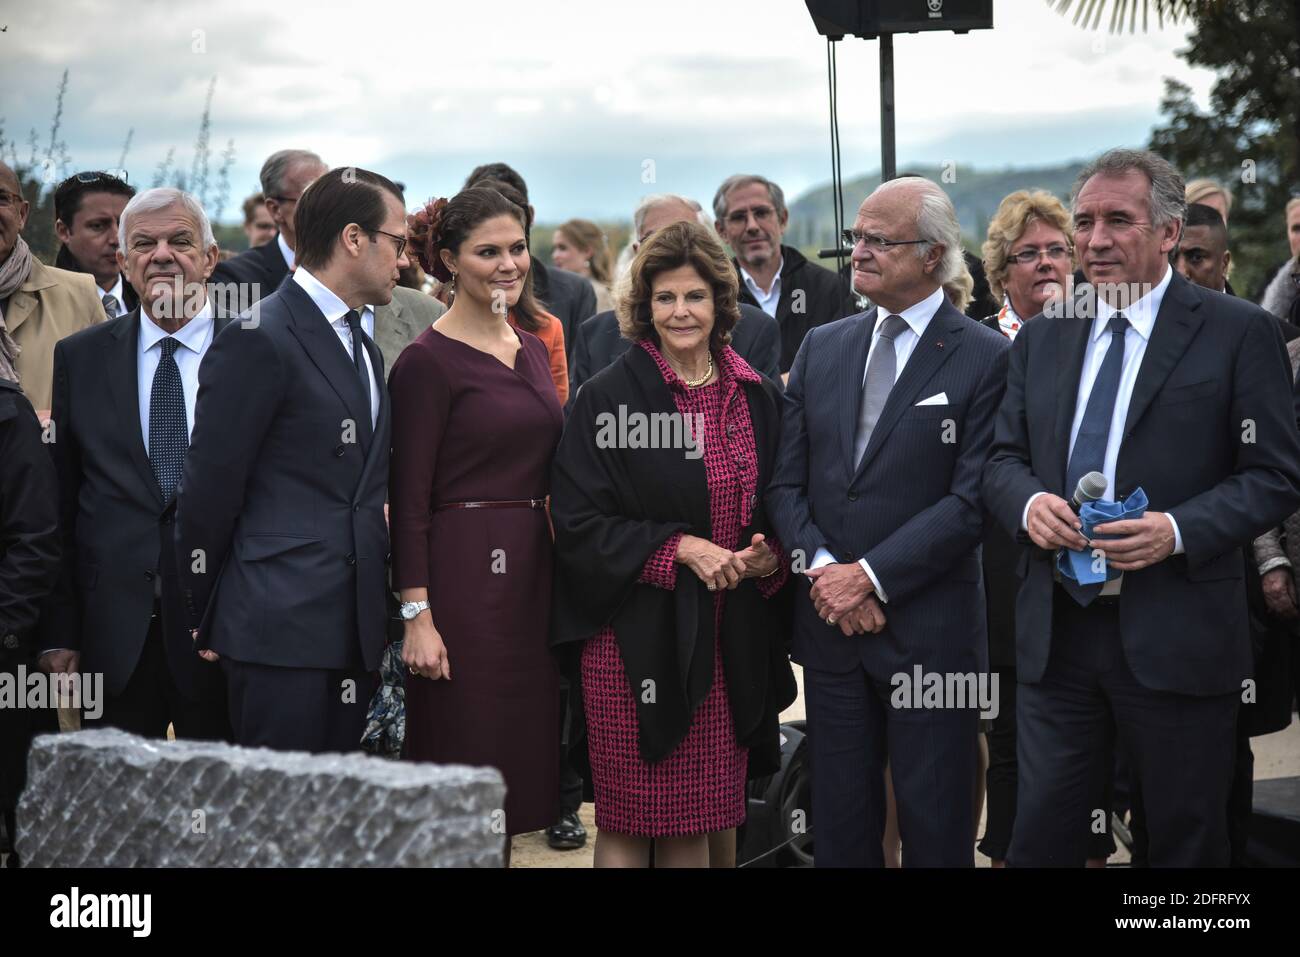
[550, 345, 796, 784]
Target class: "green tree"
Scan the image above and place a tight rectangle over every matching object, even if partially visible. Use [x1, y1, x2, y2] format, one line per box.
[1147, 2, 1300, 296]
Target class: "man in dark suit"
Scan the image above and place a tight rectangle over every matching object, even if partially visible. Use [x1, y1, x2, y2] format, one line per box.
[983, 149, 1300, 867]
[176, 167, 406, 753]
[713, 174, 857, 376]
[209, 149, 326, 309]
[40, 187, 231, 739]
[53, 170, 138, 318]
[569, 194, 781, 397]
[768, 177, 1010, 867]
[463, 162, 595, 353]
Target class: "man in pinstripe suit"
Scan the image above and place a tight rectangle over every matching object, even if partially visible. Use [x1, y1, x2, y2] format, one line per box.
[768, 177, 1010, 867]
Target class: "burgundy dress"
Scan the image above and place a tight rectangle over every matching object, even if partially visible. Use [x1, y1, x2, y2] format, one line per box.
[581, 342, 788, 837]
[389, 327, 563, 836]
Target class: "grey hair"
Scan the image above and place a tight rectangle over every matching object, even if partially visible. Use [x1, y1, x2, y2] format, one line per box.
[632, 193, 700, 239]
[1071, 148, 1186, 229]
[260, 148, 324, 198]
[869, 177, 965, 285]
[118, 187, 215, 250]
[712, 174, 787, 222]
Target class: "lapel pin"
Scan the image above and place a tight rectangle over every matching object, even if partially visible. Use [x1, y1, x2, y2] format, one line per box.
[936, 340, 944, 349]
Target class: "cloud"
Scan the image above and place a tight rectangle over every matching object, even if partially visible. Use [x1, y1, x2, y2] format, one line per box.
[0, 0, 1214, 221]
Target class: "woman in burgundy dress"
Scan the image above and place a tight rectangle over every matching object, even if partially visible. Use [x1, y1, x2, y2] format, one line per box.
[550, 221, 796, 867]
[389, 187, 563, 859]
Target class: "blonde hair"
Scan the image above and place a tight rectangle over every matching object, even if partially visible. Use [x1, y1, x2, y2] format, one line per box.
[1186, 178, 1233, 215]
[981, 190, 1073, 304]
[1286, 196, 1300, 219]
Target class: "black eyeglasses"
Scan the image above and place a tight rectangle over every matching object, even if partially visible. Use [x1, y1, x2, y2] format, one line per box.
[368, 228, 407, 259]
[842, 229, 929, 251]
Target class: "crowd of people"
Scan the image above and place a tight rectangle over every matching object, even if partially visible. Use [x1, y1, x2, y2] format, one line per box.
[1, 142, 1299, 869]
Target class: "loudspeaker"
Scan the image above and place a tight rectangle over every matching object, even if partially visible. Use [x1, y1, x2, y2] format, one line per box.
[805, 0, 994, 39]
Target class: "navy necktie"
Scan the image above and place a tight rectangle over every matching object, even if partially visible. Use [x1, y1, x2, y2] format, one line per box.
[1062, 313, 1129, 605]
[343, 310, 367, 383]
[149, 337, 188, 501]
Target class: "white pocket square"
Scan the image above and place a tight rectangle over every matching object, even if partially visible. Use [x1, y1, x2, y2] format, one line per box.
[915, 392, 948, 406]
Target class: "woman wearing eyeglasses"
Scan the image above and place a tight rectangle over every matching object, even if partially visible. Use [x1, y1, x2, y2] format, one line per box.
[390, 186, 564, 863]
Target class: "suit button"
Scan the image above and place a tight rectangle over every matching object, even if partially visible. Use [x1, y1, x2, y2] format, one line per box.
[334, 445, 345, 457]
[2, 634, 17, 650]
[144, 570, 155, 582]
[161, 514, 173, 525]
[353, 504, 360, 512]
[847, 492, 858, 502]
[345, 553, 356, 566]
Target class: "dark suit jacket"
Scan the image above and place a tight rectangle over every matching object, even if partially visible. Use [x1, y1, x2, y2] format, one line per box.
[532, 260, 597, 359]
[43, 307, 234, 699]
[0, 379, 59, 660]
[568, 303, 782, 401]
[735, 245, 857, 373]
[175, 279, 391, 672]
[54, 246, 140, 313]
[983, 273, 1300, 696]
[209, 233, 292, 307]
[767, 298, 1011, 678]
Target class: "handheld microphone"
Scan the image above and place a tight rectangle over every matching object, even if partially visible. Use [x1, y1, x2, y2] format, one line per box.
[1070, 471, 1108, 513]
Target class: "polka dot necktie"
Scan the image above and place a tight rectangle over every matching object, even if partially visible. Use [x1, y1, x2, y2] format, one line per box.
[149, 337, 188, 501]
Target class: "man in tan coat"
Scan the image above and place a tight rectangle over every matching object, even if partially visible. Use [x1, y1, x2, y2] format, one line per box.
[0, 162, 104, 416]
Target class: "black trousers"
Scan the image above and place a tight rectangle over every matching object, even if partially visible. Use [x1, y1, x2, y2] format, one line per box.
[981, 665, 1118, 862]
[222, 656, 375, 754]
[557, 676, 583, 815]
[1010, 590, 1237, 867]
[84, 609, 230, 742]
[805, 663, 978, 867]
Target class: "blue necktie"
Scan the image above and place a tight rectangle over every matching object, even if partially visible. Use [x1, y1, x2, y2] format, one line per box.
[1062, 313, 1129, 606]
[149, 337, 188, 502]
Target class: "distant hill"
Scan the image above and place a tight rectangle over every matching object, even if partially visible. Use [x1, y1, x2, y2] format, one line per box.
[786, 162, 1085, 252]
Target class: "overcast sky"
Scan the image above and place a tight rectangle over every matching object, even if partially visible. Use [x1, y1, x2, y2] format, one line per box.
[0, 0, 1214, 223]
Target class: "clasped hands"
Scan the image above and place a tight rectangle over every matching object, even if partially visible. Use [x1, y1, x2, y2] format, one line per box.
[675, 533, 779, 591]
[806, 562, 886, 637]
[1025, 493, 1175, 572]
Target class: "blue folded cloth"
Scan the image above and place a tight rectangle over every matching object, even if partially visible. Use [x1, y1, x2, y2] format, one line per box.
[1057, 487, 1149, 585]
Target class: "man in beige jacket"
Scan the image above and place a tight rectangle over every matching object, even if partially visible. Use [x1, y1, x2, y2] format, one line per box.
[0, 162, 104, 416]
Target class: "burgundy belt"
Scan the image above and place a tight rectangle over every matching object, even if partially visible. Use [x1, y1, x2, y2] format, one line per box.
[435, 498, 547, 512]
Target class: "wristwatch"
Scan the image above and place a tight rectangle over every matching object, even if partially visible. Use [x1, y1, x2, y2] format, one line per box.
[399, 600, 430, 621]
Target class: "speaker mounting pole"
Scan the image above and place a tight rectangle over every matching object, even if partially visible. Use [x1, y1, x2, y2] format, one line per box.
[879, 32, 896, 183]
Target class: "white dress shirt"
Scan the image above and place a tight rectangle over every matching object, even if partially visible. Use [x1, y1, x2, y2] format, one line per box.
[740, 255, 784, 318]
[277, 232, 295, 271]
[808, 285, 947, 603]
[138, 301, 215, 452]
[292, 267, 379, 427]
[1021, 267, 1184, 593]
[104, 274, 129, 316]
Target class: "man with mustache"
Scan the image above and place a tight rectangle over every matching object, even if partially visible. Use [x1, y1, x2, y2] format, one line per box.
[39, 187, 232, 739]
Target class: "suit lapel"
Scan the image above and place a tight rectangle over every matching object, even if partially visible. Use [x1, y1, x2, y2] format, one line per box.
[1054, 307, 1093, 490]
[108, 309, 165, 503]
[853, 305, 964, 478]
[282, 281, 375, 452]
[1121, 275, 1203, 440]
[838, 309, 876, 481]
